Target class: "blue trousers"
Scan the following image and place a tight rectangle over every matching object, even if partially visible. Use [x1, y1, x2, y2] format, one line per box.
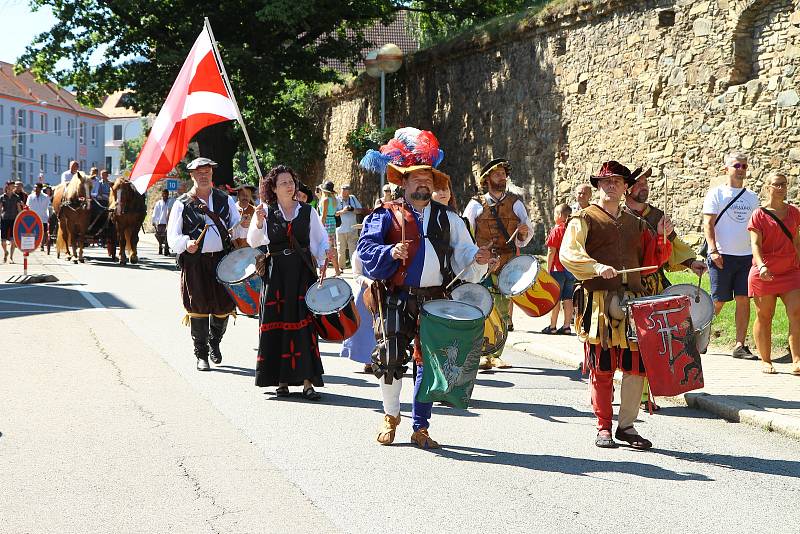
[412, 364, 433, 431]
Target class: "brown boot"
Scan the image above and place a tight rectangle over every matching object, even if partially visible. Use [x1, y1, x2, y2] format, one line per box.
[376, 414, 401, 445]
[410, 428, 440, 449]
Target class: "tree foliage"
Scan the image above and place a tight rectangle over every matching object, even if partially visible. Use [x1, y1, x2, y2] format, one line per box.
[18, 1, 535, 182]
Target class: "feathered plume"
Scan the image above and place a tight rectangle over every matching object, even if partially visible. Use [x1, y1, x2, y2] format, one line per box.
[359, 127, 445, 173]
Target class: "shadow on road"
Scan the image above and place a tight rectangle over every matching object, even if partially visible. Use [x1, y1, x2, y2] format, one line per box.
[436, 445, 712, 481]
[480, 365, 585, 384]
[0, 283, 131, 319]
[324, 375, 379, 388]
[212, 365, 255, 377]
[653, 448, 800, 479]
[469, 399, 596, 423]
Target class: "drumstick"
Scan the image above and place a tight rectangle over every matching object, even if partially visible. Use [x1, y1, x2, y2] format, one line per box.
[318, 258, 329, 288]
[445, 260, 476, 291]
[616, 265, 658, 275]
[663, 174, 668, 246]
[400, 204, 406, 266]
[192, 225, 211, 251]
[506, 227, 520, 245]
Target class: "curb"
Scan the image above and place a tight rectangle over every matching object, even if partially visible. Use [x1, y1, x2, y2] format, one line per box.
[510, 336, 800, 442]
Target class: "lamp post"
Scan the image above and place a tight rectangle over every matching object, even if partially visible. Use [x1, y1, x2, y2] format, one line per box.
[365, 43, 403, 189]
[12, 100, 48, 183]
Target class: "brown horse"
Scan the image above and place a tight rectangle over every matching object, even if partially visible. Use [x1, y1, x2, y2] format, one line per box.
[53, 173, 91, 263]
[109, 179, 146, 265]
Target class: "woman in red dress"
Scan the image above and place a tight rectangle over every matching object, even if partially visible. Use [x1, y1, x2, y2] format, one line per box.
[748, 173, 800, 375]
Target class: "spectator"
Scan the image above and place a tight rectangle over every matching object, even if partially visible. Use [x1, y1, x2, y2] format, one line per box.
[335, 183, 364, 271]
[376, 184, 394, 208]
[310, 185, 322, 210]
[543, 203, 575, 334]
[61, 160, 79, 185]
[571, 183, 592, 211]
[26, 183, 51, 253]
[92, 169, 112, 206]
[152, 188, 173, 255]
[703, 152, 760, 359]
[296, 182, 314, 204]
[318, 181, 342, 276]
[748, 173, 800, 375]
[0, 182, 23, 262]
[14, 181, 28, 204]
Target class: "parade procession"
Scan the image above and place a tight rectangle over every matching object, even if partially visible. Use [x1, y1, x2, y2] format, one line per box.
[3, 2, 800, 533]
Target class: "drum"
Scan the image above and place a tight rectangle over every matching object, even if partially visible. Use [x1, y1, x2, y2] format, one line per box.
[451, 282, 505, 356]
[662, 284, 714, 354]
[626, 294, 704, 396]
[215, 247, 263, 316]
[417, 300, 485, 409]
[305, 277, 360, 341]
[450, 283, 493, 317]
[623, 295, 672, 343]
[497, 255, 560, 317]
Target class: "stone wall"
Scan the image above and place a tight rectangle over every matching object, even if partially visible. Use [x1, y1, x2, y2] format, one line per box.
[315, 0, 800, 251]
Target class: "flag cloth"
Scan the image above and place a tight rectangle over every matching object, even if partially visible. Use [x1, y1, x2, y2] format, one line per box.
[130, 28, 237, 193]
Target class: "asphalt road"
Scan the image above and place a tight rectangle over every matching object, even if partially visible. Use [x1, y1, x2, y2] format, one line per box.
[2, 239, 799, 533]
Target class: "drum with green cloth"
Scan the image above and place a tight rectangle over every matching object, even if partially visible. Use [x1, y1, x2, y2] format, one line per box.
[416, 299, 485, 409]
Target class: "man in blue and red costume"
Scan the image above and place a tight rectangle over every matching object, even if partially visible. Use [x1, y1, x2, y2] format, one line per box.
[560, 161, 672, 449]
[358, 128, 493, 449]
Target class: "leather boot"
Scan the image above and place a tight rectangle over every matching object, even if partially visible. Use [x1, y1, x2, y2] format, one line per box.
[190, 317, 210, 370]
[209, 315, 228, 364]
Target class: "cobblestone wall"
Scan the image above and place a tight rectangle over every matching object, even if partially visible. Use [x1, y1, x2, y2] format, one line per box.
[316, 0, 800, 250]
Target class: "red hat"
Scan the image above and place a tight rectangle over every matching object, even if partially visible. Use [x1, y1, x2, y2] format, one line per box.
[590, 161, 643, 188]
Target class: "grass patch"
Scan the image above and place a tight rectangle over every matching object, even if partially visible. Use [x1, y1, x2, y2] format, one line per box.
[666, 271, 789, 353]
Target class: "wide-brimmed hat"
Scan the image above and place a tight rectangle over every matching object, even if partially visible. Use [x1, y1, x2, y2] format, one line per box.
[321, 180, 336, 193]
[478, 158, 512, 186]
[233, 183, 256, 194]
[360, 127, 450, 190]
[590, 161, 643, 188]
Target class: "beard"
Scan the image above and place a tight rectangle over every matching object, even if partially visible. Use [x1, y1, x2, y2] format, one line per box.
[410, 187, 432, 201]
[633, 190, 649, 203]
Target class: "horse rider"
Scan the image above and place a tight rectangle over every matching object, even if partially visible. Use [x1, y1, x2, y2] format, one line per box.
[167, 157, 240, 371]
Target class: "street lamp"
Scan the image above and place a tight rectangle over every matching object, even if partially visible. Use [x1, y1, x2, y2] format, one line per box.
[12, 100, 48, 183]
[366, 43, 403, 189]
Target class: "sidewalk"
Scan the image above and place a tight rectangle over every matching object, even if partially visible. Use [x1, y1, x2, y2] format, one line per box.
[507, 306, 800, 440]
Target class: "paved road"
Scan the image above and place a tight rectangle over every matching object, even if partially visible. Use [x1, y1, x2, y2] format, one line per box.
[2, 240, 800, 533]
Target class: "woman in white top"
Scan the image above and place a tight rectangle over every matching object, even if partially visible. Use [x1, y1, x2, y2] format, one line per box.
[248, 165, 333, 400]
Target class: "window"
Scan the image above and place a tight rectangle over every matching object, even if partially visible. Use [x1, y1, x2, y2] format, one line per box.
[67, 119, 73, 137]
[54, 155, 61, 173]
[80, 159, 86, 171]
[105, 156, 112, 172]
[0, 105, 3, 125]
[55, 116, 61, 135]
[17, 109, 25, 127]
[79, 122, 85, 144]
[0, 147, 3, 167]
[91, 125, 97, 146]
[29, 133, 33, 143]
[28, 162, 33, 177]
[40, 113, 46, 132]
[40, 154, 47, 173]
[113, 124, 123, 141]
[28, 110, 33, 129]
[658, 10, 676, 28]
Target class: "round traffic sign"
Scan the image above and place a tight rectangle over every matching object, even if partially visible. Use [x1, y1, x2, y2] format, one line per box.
[13, 209, 44, 252]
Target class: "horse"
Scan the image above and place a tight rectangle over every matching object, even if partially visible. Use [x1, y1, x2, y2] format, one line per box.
[53, 173, 91, 263]
[109, 179, 146, 265]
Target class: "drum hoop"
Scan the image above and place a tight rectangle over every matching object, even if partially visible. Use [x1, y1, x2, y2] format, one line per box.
[451, 283, 493, 315]
[498, 255, 539, 297]
[421, 299, 484, 322]
[215, 248, 260, 285]
[305, 278, 353, 315]
[661, 284, 714, 329]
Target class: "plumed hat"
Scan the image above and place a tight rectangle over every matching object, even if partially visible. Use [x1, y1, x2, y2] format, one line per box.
[478, 158, 512, 187]
[359, 127, 450, 189]
[590, 161, 643, 188]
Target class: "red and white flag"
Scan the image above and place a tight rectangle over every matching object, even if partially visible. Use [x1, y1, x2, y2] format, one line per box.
[130, 28, 237, 193]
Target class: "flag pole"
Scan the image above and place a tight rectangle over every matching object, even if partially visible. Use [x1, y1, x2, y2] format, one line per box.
[204, 18, 263, 179]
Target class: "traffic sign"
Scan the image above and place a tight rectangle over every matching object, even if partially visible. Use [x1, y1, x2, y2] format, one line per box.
[13, 209, 44, 252]
[165, 179, 179, 191]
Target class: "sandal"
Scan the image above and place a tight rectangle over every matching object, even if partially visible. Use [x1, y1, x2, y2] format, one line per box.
[641, 400, 661, 412]
[541, 325, 557, 335]
[556, 325, 572, 335]
[302, 387, 322, 401]
[615, 426, 652, 450]
[791, 365, 800, 376]
[761, 362, 777, 374]
[595, 430, 617, 448]
[275, 385, 290, 397]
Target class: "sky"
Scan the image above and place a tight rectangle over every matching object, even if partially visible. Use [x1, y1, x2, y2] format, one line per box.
[0, 0, 56, 65]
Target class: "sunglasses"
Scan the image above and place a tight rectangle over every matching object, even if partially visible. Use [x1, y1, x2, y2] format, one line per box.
[731, 163, 748, 170]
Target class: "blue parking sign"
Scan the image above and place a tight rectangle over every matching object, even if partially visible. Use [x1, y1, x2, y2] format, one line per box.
[165, 179, 178, 191]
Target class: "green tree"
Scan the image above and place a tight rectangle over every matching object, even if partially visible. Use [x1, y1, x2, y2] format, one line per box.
[18, 1, 527, 185]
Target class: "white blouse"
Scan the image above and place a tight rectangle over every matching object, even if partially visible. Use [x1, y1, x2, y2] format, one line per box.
[247, 202, 329, 266]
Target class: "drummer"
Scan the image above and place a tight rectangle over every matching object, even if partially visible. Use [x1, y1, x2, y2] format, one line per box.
[231, 183, 256, 249]
[560, 161, 672, 449]
[462, 158, 533, 370]
[357, 127, 492, 449]
[624, 167, 707, 410]
[167, 157, 240, 371]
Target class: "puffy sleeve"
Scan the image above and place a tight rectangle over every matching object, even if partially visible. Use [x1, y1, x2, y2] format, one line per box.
[512, 198, 534, 248]
[558, 217, 602, 280]
[667, 234, 699, 271]
[308, 206, 329, 265]
[462, 199, 481, 238]
[447, 210, 487, 282]
[227, 195, 241, 229]
[356, 208, 399, 280]
[247, 203, 269, 248]
[640, 227, 673, 275]
[167, 200, 190, 254]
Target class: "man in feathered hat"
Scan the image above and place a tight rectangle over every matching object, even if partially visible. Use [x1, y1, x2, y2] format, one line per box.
[462, 158, 534, 369]
[560, 161, 672, 449]
[357, 128, 493, 449]
[624, 167, 707, 410]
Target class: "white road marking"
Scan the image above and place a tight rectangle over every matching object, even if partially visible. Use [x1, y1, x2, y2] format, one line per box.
[78, 289, 105, 309]
[0, 299, 86, 310]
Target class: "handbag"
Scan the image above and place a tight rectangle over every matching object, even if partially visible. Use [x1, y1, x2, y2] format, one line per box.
[699, 188, 747, 257]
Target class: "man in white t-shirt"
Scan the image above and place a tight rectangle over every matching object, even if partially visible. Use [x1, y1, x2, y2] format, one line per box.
[702, 152, 760, 359]
[335, 184, 364, 270]
[60, 160, 79, 185]
[26, 183, 51, 252]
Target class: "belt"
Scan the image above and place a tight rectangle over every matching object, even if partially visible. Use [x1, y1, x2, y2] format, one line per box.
[397, 285, 445, 298]
[267, 248, 295, 256]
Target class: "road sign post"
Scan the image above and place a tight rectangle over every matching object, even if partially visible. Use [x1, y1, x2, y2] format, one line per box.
[12, 209, 44, 278]
[165, 179, 178, 192]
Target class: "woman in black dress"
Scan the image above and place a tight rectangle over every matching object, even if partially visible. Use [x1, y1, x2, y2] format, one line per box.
[247, 165, 333, 400]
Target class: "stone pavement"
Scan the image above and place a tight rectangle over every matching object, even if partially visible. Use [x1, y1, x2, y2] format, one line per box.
[506, 304, 800, 440]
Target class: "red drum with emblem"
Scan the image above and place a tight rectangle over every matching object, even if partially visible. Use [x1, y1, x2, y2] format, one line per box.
[305, 277, 360, 341]
[627, 295, 704, 397]
[216, 247, 262, 316]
